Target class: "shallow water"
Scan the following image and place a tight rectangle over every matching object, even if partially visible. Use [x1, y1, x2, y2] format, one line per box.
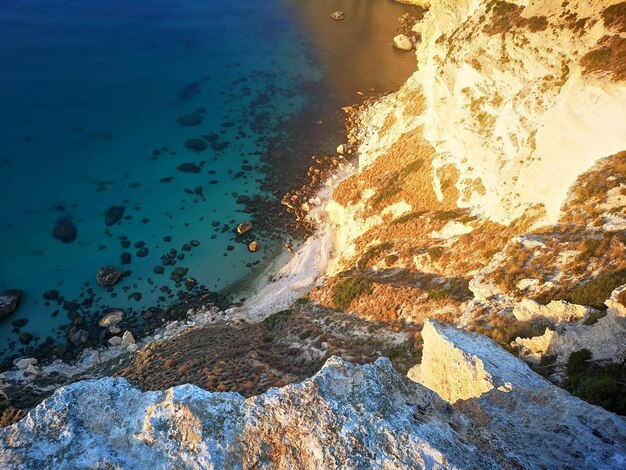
[0, 0, 421, 361]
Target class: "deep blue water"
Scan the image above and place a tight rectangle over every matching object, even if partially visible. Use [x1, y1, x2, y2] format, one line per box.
[0, 0, 421, 362]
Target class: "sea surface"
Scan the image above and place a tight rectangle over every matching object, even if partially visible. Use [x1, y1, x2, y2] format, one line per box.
[0, 0, 422, 361]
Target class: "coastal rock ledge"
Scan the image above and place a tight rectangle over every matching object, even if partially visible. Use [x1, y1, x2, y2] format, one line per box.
[1, 322, 625, 469]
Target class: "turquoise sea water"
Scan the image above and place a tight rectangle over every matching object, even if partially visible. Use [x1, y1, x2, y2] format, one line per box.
[0, 0, 421, 362]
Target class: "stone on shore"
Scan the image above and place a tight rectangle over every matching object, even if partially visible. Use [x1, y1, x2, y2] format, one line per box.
[120, 331, 136, 350]
[98, 309, 125, 328]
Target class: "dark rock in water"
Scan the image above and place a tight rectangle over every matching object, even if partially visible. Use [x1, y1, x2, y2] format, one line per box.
[226, 245, 235, 251]
[11, 318, 28, 328]
[181, 244, 191, 252]
[177, 82, 201, 101]
[53, 218, 77, 243]
[236, 195, 250, 205]
[134, 241, 146, 248]
[176, 114, 203, 126]
[69, 329, 88, 346]
[184, 139, 208, 152]
[163, 236, 172, 242]
[173, 267, 189, 276]
[120, 252, 131, 265]
[159, 177, 173, 183]
[0, 289, 22, 320]
[177, 162, 201, 173]
[105, 205, 126, 226]
[136, 247, 149, 257]
[43, 290, 60, 301]
[153, 266, 164, 274]
[202, 133, 219, 142]
[190, 240, 200, 247]
[18, 332, 33, 345]
[210, 141, 229, 152]
[121, 240, 131, 249]
[96, 266, 122, 287]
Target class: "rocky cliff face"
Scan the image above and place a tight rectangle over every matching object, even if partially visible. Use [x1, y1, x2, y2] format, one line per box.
[2, 321, 625, 469]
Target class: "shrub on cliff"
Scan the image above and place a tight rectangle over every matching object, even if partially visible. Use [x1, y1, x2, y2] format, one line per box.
[567, 271, 626, 310]
[331, 276, 373, 311]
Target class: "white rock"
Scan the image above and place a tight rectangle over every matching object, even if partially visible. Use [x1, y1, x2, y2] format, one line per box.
[512, 299, 590, 323]
[120, 331, 135, 350]
[126, 343, 138, 353]
[108, 336, 122, 346]
[14, 358, 37, 370]
[393, 34, 413, 51]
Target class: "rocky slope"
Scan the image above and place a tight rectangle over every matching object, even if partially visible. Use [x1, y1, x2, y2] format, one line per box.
[1, 321, 624, 469]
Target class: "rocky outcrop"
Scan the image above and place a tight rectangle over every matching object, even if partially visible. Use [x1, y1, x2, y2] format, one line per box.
[514, 284, 626, 363]
[2, 322, 625, 469]
[413, 320, 626, 469]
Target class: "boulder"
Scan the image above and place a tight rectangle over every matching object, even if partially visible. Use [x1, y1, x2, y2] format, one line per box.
[108, 336, 122, 346]
[104, 205, 125, 226]
[393, 34, 413, 51]
[248, 241, 260, 252]
[176, 115, 203, 126]
[177, 162, 201, 173]
[120, 331, 135, 350]
[0, 290, 22, 320]
[69, 329, 89, 346]
[14, 358, 37, 370]
[184, 139, 208, 152]
[53, 218, 77, 243]
[330, 11, 345, 20]
[96, 266, 122, 287]
[236, 221, 253, 235]
[98, 309, 125, 328]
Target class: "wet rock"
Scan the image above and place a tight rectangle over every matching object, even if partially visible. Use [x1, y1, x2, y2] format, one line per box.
[153, 266, 164, 274]
[0, 290, 22, 320]
[96, 266, 122, 287]
[53, 218, 77, 243]
[176, 114, 203, 126]
[393, 34, 413, 51]
[98, 309, 125, 328]
[11, 319, 28, 328]
[190, 240, 200, 247]
[330, 11, 345, 20]
[108, 336, 122, 346]
[184, 139, 208, 152]
[236, 221, 253, 235]
[248, 240, 260, 252]
[136, 247, 149, 258]
[236, 195, 250, 205]
[70, 329, 89, 346]
[120, 252, 131, 265]
[105, 205, 126, 226]
[177, 162, 201, 173]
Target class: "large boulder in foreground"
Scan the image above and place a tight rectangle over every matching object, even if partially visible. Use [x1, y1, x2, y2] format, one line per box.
[0, 290, 22, 321]
[1, 323, 625, 469]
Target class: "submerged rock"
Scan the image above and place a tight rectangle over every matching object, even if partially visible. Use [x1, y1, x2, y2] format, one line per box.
[52, 218, 77, 243]
[176, 114, 203, 126]
[96, 266, 122, 287]
[177, 162, 201, 173]
[104, 205, 125, 226]
[184, 138, 208, 152]
[0, 289, 22, 320]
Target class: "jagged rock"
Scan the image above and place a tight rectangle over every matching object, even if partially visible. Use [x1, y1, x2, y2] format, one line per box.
[98, 309, 125, 328]
[413, 320, 626, 468]
[96, 266, 122, 287]
[0, 290, 22, 320]
[393, 34, 413, 51]
[120, 331, 135, 350]
[3, 327, 626, 468]
[330, 11, 345, 21]
[514, 284, 626, 363]
[512, 298, 591, 323]
[248, 240, 260, 252]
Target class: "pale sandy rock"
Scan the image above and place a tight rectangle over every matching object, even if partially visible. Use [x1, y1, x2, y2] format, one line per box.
[393, 34, 413, 51]
[515, 285, 626, 363]
[98, 309, 124, 328]
[108, 336, 122, 346]
[14, 358, 37, 370]
[120, 331, 136, 350]
[415, 320, 626, 468]
[512, 298, 591, 323]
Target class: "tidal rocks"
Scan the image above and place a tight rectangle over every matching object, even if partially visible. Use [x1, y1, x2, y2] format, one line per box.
[177, 162, 201, 173]
[330, 10, 345, 20]
[236, 221, 253, 235]
[176, 114, 203, 126]
[393, 34, 413, 51]
[53, 218, 77, 243]
[184, 139, 208, 152]
[97, 309, 125, 328]
[248, 240, 260, 252]
[96, 266, 122, 287]
[104, 205, 125, 226]
[0, 289, 22, 320]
